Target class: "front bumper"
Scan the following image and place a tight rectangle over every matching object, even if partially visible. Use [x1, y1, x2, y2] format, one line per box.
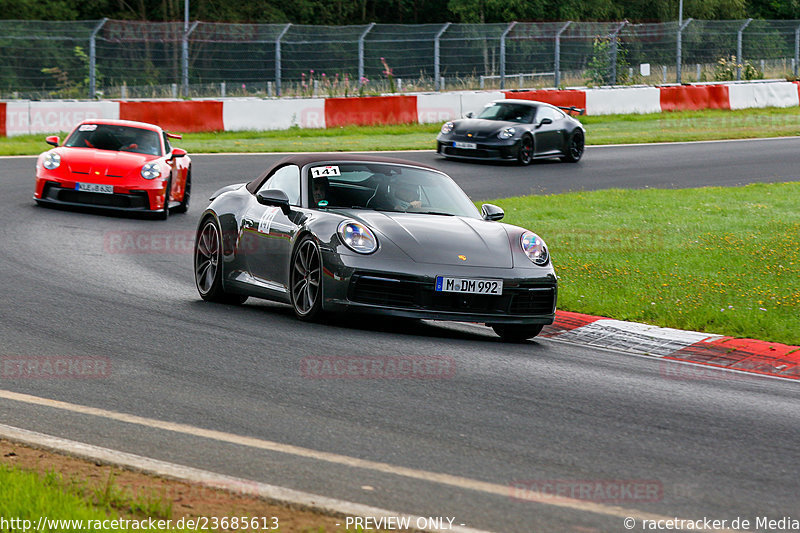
[36, 181, 153, 211]
[436, 138, 521, 161]
[34, 176, 168, 212]
[321, 252, 557, 325]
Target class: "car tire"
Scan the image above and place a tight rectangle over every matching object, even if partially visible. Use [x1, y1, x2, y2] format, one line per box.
[173, 168, 191, 214]
[561, 130, 585, 163]
[490, 323, 544, 342]
[517, 135, 534, 166]
[290, 235, 324, 321]
[194, 216, 248, 305]
[156, 178, 171, 220]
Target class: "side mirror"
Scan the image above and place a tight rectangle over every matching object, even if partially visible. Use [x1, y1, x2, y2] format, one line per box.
[481, 203, 504, 221]
[465, 112, 474, 118]
[46, 136, 60, 147]
[537, 117, 553, 128]
[170, 148, 187, 160]
[256, 189, 291, 215]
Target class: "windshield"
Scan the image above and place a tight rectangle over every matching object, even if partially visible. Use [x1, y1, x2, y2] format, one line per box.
[307, 163, 481, 218]
[64, 124, 162, 156]
[477, 103, 535, 124]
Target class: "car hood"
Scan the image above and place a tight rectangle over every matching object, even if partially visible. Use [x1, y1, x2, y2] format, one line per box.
[350, 211, 513, 268]
[57, 147, 158, 176]
[452, 118, 518, 137]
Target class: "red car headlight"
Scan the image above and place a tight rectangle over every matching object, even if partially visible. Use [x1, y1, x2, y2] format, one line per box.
[42, 152, 61, 170]
[141, 162, 160, 180]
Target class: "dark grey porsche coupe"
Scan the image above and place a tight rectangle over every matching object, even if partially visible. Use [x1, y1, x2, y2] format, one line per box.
[436, 99, 585, 165]
[194, 154, 556, 341]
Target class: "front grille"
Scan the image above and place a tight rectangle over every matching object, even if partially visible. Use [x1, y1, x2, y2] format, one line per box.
[349, 272, 555, 316]
[428, 292, 505, 313]
[42, 183, 150, 209]
[350, 275, 418, 307]
[443, 147, 494, 158]
[509, 288, 556, 315]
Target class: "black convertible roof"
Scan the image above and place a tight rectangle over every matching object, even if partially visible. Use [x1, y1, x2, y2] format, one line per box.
[245, 153, 441, 194]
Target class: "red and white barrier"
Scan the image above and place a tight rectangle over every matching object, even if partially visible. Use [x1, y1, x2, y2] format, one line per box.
[5, 80, 800, 136]
[728, 81, 799, 109]
[5, 101, 119, 136]
[223, 98, 325, 130]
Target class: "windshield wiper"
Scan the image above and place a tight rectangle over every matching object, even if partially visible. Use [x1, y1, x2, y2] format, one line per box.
[411, 211, 455, 216]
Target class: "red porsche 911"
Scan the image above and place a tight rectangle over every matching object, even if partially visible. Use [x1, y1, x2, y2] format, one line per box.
[34, 119, 191, 219]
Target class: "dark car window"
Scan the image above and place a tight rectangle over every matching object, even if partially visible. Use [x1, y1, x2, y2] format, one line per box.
[64, 124, 162, 156]
[162, 133, 171, 153]
[477, 103, 536, 124]
[307, 163, 480, 218]
[258, 164, 301, 205]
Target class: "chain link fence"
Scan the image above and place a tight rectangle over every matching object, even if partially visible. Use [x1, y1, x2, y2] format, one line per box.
[3, 19, 800, 100]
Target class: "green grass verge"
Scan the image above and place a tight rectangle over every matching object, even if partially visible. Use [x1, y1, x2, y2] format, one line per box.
[0, 465, 170, 531]
[0, 463, 375, 532]
[489, 182, 800, 345]
[4, 106, 800, 156]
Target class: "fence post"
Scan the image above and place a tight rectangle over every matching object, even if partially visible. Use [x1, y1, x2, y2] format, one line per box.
[358, 22, 375, 87]
[608, 22, 626, 85]
[500, 21, 517, 90]
[554, 21, 571, 88]
[88, 18, 107, 99]
[736, 18, 752, 81]
[434, 22, 451, 91]
[182, 21, 198, 97]
[275, 23, 291, 97]
[676, 18, 692, 83]
[795, 24, 800, 77]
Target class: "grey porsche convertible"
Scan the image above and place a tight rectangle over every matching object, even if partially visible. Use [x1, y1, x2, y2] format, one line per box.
[436, 99, 585, 165]
[194, 154, 557, 341]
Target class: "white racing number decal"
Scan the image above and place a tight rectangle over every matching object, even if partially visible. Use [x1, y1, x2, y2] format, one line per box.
[78, 124, 98, 132]
[311, 166, 341, 178]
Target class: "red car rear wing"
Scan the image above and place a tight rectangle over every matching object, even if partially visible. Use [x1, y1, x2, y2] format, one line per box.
[165, 132, 183, 139]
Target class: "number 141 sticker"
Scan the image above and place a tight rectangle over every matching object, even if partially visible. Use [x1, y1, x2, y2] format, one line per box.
[311, 166, 341, 178]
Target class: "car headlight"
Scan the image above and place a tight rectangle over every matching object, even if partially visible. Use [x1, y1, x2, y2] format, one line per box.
[521, 232, 549, 266]
[141, 162, 161, 180]
[498, 127, 516, 139]
[42, 152, 61, 170]
[440, 121, 454, 134]
[338, 221, 378, 254]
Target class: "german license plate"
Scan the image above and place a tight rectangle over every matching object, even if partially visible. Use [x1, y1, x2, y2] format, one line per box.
[435, 276, 503, 295]
[453, 141, 477, 149]
[76, 182, 113, 194]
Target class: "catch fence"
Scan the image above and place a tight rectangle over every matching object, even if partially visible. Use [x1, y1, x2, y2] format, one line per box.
[3, 19, 800, 99]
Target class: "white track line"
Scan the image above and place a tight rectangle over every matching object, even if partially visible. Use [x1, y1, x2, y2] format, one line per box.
[0, 389, 744, 532]
[0, 423, 488, 533]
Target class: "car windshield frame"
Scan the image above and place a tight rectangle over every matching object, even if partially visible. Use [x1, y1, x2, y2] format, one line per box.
[304, 162, 481, 219]
[64, 124, 163, 156]
[476, 103, 536, 124]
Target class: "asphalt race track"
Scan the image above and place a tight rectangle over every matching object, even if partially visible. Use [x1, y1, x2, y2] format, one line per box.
[1, 139, 799, 532]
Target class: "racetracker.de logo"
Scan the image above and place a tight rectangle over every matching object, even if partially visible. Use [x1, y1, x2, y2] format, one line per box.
[1, 356, 111, 379]
[104, 230, 196, 255]
[509, 479, 663, 504]
[300, 356, 456, 379]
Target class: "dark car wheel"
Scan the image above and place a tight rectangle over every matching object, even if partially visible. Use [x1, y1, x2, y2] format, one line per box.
[561, 130, 585, 163]
[173, 168, 191, 214]
[195, 216, 247, 305]
[517, 135, 533, 166]
[156, 179, 171, 220]
[290, 236, 324, 321]
[490, 323, 544, 342]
